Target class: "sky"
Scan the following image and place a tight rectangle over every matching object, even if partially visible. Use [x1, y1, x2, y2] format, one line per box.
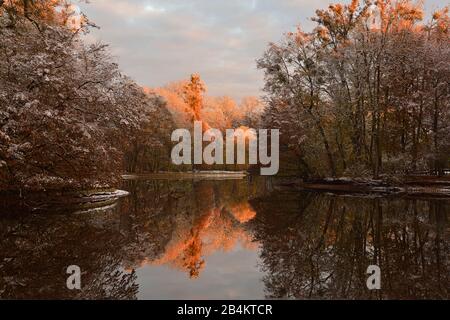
[79, 0, 445, 101]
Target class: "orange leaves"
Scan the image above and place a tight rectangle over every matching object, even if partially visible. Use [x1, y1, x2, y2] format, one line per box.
[152, 75, 260, 132]
[396, 1, 424, 21]
[286, 27, 312, 47]
[151, 199, 257, 279]
[374, 0, 425, 32]
[330, 3, 344, 16]
[183, 73, 206, 123]
[349, 0, 359, 14]
[294, 29, 310, 46]
[230, 202, 257, 223]
[312, 0, 370, 45]
[431, 7, 449, 35]
[316, 26, 331, 42]
[431, 7, 449, 21]
[312, 0, 430, 41]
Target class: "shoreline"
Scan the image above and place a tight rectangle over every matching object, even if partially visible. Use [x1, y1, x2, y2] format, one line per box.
[275, 176, 450, 199]
[0, 189, 130, 214]
[122, 171, 248, 180]
[1, 173, 449, 213]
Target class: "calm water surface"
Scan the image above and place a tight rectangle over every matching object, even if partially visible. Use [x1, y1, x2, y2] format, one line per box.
[0, 178, 448, 299]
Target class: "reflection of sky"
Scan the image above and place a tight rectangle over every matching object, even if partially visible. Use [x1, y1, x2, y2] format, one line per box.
[136, 242, 265, 299]
[79, 0, 444, 101]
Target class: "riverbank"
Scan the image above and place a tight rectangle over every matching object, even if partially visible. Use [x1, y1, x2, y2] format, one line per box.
[2, 172, 449, 215]
[122, 171, 248, 181]
[275, 176, 450, 199]
[0, 189, 129, 215]
[0, 171, 248, 214]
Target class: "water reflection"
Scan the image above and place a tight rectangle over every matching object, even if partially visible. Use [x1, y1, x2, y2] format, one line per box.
[250, 192, 449, 299]
[119, 179, 264, 280]
[0, 178, 448, 299]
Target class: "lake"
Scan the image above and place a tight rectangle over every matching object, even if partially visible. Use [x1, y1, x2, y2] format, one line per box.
[0, 177, 448, 299]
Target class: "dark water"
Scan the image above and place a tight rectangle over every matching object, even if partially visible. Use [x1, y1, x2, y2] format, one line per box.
[0, 178, 449, 299]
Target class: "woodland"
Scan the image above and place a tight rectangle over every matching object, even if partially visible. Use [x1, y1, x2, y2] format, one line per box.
[0, 0, 448, 192]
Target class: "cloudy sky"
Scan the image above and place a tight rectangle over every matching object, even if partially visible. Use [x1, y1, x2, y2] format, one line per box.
[79, 0, 444, 101]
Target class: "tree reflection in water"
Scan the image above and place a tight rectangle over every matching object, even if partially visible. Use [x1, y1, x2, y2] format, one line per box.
[0, 178, 266, 299]
[0, 209, 138, 299]
[250, 192, 449, 299]
[119, 179, 265, 279]
[0, 178, 448, 299]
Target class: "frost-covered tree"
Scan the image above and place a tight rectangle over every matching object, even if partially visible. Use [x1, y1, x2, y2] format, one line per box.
[240, 96, 264, 128]
[258, 0, 449, 178]
[0, 1, 172, 191]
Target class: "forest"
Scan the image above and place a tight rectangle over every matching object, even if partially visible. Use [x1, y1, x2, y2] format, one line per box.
[258, 0, 449, 179]
[0, 0, 449, 193]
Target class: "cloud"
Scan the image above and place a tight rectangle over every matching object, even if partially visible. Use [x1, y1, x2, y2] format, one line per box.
[79, 0, 445, 101]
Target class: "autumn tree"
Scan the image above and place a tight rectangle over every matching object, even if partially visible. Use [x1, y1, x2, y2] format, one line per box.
[0, 0, 90, 30]
[203, 96, 243, 130]
[240, 96, 264, 128]
[258, 0, 450, 179]
[150, 81, 192, 128]
[183, 74, 206, 124]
